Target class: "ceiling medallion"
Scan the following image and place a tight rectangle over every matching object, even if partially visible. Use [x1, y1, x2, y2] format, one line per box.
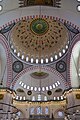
[30, 18, 49, 35]
[10, 16, 69, 64]
[12, 61, 23, 73]
[47, 90, 52, 95]
[27, 90, 32, 95]
[56, 61, 66, 73]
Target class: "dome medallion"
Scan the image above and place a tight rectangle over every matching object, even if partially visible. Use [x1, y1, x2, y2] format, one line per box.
[31, 19, 49, 35]
[10, 16, 69, 64]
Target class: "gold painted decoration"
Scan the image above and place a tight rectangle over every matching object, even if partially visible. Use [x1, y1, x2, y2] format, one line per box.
[76, 94, 80, 99]
[30, 71, 49, 79]
[0, 94, 4, 100]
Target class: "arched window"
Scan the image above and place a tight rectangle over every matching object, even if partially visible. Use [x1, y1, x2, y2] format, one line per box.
[44, 96, 47, 101]
[70, 41, 80, 87]
[45, 107, 49, 114]
[16, 111, 21, 117]
[30, 107, 34, 115]
[32, 96, 35, 101]
[37, 94, 41, 101]
[37, 106, 42, 115]
[58, 111, 64, 117]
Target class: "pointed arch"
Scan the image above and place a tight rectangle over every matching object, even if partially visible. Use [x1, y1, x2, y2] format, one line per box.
[0, 34, 12, 87]
[67, 33, 80, 88]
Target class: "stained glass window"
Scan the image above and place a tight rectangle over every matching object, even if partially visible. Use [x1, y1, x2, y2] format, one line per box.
[30, 107, 34, 115]
[37, 106, 42, 114]
[45, 107, 49, 114]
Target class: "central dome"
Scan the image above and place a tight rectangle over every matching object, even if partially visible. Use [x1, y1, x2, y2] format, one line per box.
[10, 16, 69, 64]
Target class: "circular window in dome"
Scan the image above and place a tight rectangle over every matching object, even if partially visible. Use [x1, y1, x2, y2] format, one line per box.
[56, 61, 66, 73]
[12, 61, 23, 73]
[47, 90, 52, 95]
[10, 16, 69, 64]
[27, 90, 32, 95]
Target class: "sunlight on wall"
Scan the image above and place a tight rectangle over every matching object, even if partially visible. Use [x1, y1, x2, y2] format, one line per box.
[70, 41, 80, 88]
[0, 44, 6, 84]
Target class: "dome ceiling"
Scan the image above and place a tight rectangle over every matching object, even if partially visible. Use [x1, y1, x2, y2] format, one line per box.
[13, 66, 66, 91]
[10, 16, 69, 64]
[18, 0, 61, 8]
